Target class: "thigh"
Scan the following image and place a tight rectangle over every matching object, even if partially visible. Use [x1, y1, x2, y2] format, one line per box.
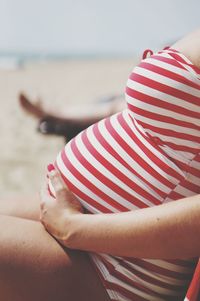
[0, 195, 40, 220]
[0, 215, 110, 301]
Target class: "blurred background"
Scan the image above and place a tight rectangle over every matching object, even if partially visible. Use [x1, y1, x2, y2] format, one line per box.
[0, 0, 199, 197]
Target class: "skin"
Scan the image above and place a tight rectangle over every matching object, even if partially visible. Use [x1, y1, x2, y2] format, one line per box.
[42, 170, 200, 260]
[1, 28, 200, 300]
[0, 197, 110, 301]
[19, 93, 125, 123]
[172, 28, 200, 68]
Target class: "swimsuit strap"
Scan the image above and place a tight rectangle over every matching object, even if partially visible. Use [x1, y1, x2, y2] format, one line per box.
[142, 47, 170, 59]
[142, 49, 153, 59]
[143, 47, 200, 79]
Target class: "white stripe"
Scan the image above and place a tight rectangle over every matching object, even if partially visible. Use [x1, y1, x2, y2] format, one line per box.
[97, 117, 166, 198]
[107, 290, 133, 301]
[56, 151, 118, 212]
[156, 50, 200, 79]
[126, 80, 200, 121]
[173, 185, 196, 197]
[134, 65, 200, 97]
[68, 137, 141, 209]
[84, 124, 156, 208]
[124, 110, 185, 183]
[190, 159, 200, 170]
[90, 254, 112, 278]
[160, 50, 192, 65]
[187, 173, 200, 187]
[145, 259, 194, 273]
[160, 145, 194, 163]
[126, 94, 200, 130]
[113, 111, 179, 184]
[143, 54, 200, 85]
[122, 260, 188, 286]
[90, 255, 129, 301]
[135, 125, 199, 149]
[152, 52, 200, 83]
[172, 52, 200, 78]
[126, 97, 200, 138]
[114, 264, 182, 296]
[108, 274, 166, 301]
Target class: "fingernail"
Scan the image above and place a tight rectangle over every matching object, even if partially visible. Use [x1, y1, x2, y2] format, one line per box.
[47, 164, 55, 172]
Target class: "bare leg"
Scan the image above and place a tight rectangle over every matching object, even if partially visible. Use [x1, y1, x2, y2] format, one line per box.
[0, 214, 110, 301]
[18, 93, 125, 140]
[0, 195, 41, 221]
[19, 93, 125, 121]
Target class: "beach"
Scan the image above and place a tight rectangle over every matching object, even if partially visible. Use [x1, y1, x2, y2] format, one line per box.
[0, 58, 136, 197]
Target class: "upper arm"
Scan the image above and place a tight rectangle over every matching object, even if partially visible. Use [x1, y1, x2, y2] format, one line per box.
[172, 28, 200, 69]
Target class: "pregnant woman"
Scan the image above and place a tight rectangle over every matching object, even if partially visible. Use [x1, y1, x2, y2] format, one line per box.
[1, 29, 200, 301]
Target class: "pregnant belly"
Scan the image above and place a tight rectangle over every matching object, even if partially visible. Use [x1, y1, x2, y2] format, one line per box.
[47, 109, 194, 301]
[49, 110, 186, 214]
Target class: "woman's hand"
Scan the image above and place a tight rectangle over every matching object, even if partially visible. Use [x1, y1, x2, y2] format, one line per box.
[40, 165, 83, 243]
[40, 168, 200, 258]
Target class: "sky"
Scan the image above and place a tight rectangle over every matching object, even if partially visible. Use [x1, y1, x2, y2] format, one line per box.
[0, 0, 200, 56]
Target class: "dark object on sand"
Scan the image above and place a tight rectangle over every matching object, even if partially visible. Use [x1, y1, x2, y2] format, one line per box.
[19, 93, 122, 142]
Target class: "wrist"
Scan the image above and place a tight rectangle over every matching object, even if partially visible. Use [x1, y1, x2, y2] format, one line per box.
[60, 212, 83, 248]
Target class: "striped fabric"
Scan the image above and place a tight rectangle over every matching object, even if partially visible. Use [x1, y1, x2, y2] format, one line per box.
[50, 48, 200, 300]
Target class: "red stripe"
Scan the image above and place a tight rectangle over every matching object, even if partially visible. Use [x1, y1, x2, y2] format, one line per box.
[71, 132, 160, 211]
[151, 55, 188, 71]
[118, 113, 185, 182]
[128, 118, 198, 154]
[169, 52, 200, 75]
[174, 161, 200, 178]
[167, 191, 185, 201]
[180, 180, 200, 194]
[123, 258, 193, 280]
[159, 141, 197, 154]
[107, 116, 175, 191]
[128, 73, 200, 106]
[166, 258, 198, 269]
[58, 150, 112, 213]
[105, 281, 149, 301]
[106, 264, 181, 300]
[128, 107, 200, 143]
[169, 52, 193, 66]
[164, 48, 179, 53]
[71, 138, 132, 211]
[99, 257, 168, 299]
[117, 259, 187, 292]
[81, 129, 156, 209]
[139, 61, 200, 90]
[94, 122, 166, 198]
[61, 146, 128, 212]
[126, 87, 200, 125]
[106, 280, 182, 301]
[128, 112, 197, 158]
[194, 154, 200, 162]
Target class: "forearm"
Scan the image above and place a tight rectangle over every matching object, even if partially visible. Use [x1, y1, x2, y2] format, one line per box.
[64, 194, 200, 259]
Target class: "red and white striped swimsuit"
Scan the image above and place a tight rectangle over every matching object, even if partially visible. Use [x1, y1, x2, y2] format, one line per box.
[52, 48, 200, 301]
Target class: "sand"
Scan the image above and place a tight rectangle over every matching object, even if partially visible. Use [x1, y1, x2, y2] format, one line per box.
[0, 57, 137, 198]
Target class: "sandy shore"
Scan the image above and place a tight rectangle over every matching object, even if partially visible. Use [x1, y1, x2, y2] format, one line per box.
[0, 57, 137, 197]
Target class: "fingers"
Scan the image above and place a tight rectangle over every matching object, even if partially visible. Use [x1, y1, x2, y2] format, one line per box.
[47, 164, 69, 198]
[49, 170, 65, 192]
